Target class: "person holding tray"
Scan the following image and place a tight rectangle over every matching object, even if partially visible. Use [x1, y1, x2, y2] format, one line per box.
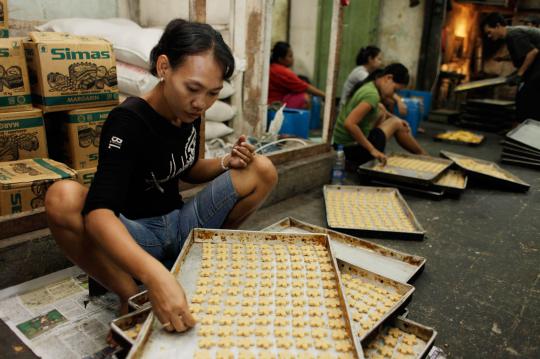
[482, 12, 540, 122]
[44, 19, 278, 333]
[333, 63, 427, 165]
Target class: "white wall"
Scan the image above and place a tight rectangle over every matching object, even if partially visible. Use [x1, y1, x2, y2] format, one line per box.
[289, 0, 318, 79]
[377, 0, 424, 87]
[271, 0, 289, 47]
[139, 0, 231, 27]
[8, 0, 119, 20]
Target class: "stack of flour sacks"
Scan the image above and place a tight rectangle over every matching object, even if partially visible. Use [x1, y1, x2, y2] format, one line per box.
[36, 18, 238, 142]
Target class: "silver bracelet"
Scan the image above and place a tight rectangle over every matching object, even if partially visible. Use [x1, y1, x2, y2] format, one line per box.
[220, 154, 230, 171]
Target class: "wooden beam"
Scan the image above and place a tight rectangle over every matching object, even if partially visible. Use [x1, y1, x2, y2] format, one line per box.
[322, 0, 345, 144]
[0, 208, 48, 241]
[237, 0, 272, 137]
[189, 0, 207, 22]
[190, 0, 207, 159]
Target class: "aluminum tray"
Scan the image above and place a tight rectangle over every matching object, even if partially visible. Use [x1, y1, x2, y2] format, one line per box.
[433, 131, 484, 146]
[505, 119, 540, 152]
[262, 217, 426, 283]
[440, 150, 530, 192]
[111, 307, 151, 349]
[501, 156, 540, 170]
[338, 260, 415, 342]
[454, 77, 507, 92]
[358, 153, 453, 186]
[323, 185, 426, 240]
[432, 169, 467, 196]
[127, 228, 364, 359]
[368, 179, 445, 200]
[363, 316, 437, 359]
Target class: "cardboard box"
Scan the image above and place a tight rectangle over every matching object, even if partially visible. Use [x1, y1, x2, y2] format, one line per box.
[76, 166, 96, 187]
[0, 158, 76, 215]
[0, 107, 48, 162]
[0, 0, 8, 38]
[62, 106, 111, 169]
[24, 32, 119, 113]
[0, 38, 32, 112]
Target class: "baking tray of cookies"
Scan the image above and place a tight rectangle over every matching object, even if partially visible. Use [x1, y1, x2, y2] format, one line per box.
[111, 307, 151, 349]
[262, 217, 426, 283]
[323, 185, 426, 240]
[363, 316, 437, 359]
[338, 261, 415, 342]
[127, 228, 363, 359]
[358, 153, 453, 186]
[440, 150, 530, 192]
[432, 169, 467, 196]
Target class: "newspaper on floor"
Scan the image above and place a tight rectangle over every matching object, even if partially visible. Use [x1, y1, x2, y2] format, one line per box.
[0, 267, 120, 359]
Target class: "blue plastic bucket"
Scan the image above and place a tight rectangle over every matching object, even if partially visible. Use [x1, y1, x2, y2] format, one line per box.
[267, 108, 310, 138]
[402, 98, 421, 136]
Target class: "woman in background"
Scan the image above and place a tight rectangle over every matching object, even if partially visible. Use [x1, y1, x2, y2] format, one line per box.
[340, 45, 407, 116]
[268, 41, 325, 109]
[333, 63, 426, 165]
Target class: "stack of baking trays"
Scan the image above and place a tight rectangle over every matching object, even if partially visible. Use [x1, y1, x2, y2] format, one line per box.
[440, 150, 530, 192]
[500, 119, 540, 170]
[357, 153, 467, 198]
[111, 223, 439, 359]
[457, 99, 516, 132]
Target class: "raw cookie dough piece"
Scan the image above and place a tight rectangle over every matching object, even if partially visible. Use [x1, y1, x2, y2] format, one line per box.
[237, 327, 252, 337]
[332, 329, 349, 340]
[219, 316, 234, 326]
[216, 349, 234, 359]
[309, 317, 324, 327]
[217, 338, 234, 348]
[292, 308, 305, 317]
[237, 338, 254, 349]
[384, 336, 397, 346]
[198, 325, 214, 336]
[309, 308, 324, 317]
[335, 340, 353, 352]
[198, 338, 215, 349]
[276, 337, 293, 349]
[292, 327, 307, 338]
[237, 317, 252, 327]
[311, 328, 327, 339]
[194, 350, 211, 359]
[254, 326, 270, 337]
[274, 327, 290, 337]
[258, 306, 273, 316]
[255, 316, 270, 326]
[397, 344, 414, 355]
[327, 308, 343, 319]
[292, 318, 306, 328]
[200, 316, 214, 325]
[329, 319, 346, 329]
[402, 334, 417, 345]
[256, 338, 273, 349]
[308, 298, 322, 307]
[238, 350, 256, 359]
[314, 339, 331, 350]
[295, 338, 312, 350]
[217, 326, 233, 337]
[223, 308, 238, 316]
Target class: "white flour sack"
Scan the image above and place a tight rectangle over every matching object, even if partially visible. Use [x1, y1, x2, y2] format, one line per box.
[205, 101, 237, 122]
[117, 61, 159, 96]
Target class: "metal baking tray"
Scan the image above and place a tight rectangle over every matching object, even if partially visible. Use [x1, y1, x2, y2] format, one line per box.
[363, 316, 437, 359]
[432, 169, 467, 196]
[358, 153, 453, 186]
[128, 291, 150, 311]
[338, 260, 414, 342]
[323, 185, 426, 240]
[433, 130, 484, 146]
[501, 151, 540, 165]
[454, 76, 508, 92]
[501, 156, 540, 170]
[127, 228, 364, 359]
[368, 179, 445, 200]
[440, 150, 530, 192]
[501, 140, 540, 157]
[262, 217, 426, 283]
[111, 307, 151, 349]
[505, 119, 540, 152]
[502, 147, 540, 162]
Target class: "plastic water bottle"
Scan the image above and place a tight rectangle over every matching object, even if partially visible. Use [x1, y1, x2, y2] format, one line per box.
[332, 145, 345, 185]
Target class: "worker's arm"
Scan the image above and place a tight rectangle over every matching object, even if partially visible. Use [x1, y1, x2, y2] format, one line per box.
[394, 94, 408, 117]
[343, 101, 386, 163]
[182, 135, 255, 183]
[84, 209, 196, 332]
[517, 48, 539, 77]
[306, 84, 325, 99]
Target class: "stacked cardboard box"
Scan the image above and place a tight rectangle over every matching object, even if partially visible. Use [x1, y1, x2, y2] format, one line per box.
[0, 0, 8, 38]
[0, 158, 76, 215]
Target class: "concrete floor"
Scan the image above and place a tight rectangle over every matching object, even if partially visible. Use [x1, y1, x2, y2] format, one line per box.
[240, 122, 540, 359]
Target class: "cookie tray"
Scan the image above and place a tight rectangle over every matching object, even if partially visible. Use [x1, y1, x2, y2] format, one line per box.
[262, 217, 426, 283]
[338, 260, 415, 342]
[358, 153, 453, 186]
[440, 150, 530, 192]
[363, 316, 437, 359]
[126, 228, 364, 359]
[323, 185, 426, 240]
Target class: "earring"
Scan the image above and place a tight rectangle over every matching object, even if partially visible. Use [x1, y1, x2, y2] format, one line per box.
[159, 77, 164, 82]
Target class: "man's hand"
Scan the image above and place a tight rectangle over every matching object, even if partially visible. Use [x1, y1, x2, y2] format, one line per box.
[401, 119, 411, 133]
[146, 268, 196, 332]
[506, 73, 523, 86]
[370, 148, 387, 165]
[226, 135, 256, 169]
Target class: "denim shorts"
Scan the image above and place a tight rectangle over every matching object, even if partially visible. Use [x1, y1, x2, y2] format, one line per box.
[119, 171, 239, 268]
